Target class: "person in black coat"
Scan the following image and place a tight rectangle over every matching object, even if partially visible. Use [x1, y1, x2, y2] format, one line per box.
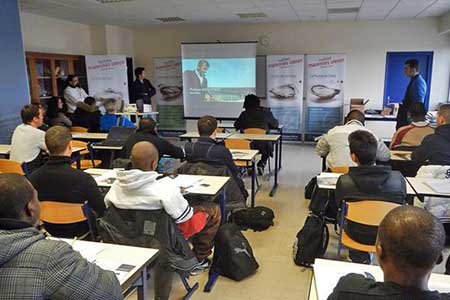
[132, 67, 156, 112]
[183, 60, 213, 106]
[336, 130, 406, 263]
[412, 104, 450, 166]
[122, 118, 184, 160]
[72, 96, 101, 132]
[234, 94, 279, 174]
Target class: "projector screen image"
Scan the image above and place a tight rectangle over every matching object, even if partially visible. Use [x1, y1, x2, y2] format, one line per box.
[181, 42, 257, 118]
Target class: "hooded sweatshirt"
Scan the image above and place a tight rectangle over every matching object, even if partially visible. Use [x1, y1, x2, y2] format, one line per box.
[0, 219, 121, 300]
[105, 169, 193, 224]
[412, 124, 450, 166]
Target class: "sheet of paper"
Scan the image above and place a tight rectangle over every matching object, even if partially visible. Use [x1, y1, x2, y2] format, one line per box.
[231, 151, 248, 159]
[94, 170, 117, 184]
[317, 173, 342, 186]
[424, 181, 450, 194]
[71, 243, 107, 263]
[170, 175, 203, 189]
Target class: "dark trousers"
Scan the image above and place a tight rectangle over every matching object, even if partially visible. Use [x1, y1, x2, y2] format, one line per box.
[191, 202, 221, 261]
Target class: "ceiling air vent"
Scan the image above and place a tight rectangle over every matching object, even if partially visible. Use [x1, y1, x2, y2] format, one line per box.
[96, 0, 133, 3]
[327, 7, 360, 14]
[237, 13, 267, 19]
[155, 17, 186, 23]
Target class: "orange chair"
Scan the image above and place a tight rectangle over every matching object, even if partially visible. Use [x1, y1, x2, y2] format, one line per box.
[215, 128, 224, 133]
[224, 139, 252, 168]
[70, 140, 102, 170]
[70, 126, 88, 133]
[337, 200, 401, 259]
[0, 159, 26, 175]
[243, 128, 266, 135]
[331, 166, 349, 174]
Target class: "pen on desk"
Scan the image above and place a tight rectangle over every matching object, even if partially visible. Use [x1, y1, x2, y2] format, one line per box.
[71, 236, 78, 247]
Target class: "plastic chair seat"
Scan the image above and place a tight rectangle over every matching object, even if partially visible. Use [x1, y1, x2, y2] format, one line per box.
[331, 166, 349, 174]
[40, 201, 86, 224]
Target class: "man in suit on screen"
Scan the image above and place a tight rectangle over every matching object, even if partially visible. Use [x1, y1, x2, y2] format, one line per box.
[183, 60, 213, 103]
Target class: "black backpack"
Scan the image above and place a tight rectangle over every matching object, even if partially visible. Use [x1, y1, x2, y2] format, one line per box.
[211, 223, 259, 281]
[230, 206, 275, 231]
[293, 213, 329, 267]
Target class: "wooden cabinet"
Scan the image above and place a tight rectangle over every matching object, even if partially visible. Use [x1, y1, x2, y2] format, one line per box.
[26, 52, 88, 105]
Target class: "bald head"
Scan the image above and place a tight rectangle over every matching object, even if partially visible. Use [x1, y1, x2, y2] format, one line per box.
[377, 206, 445, 273]
[130, 141, 159, 171]
[346, 110, 365, 125]
[438, 104, 450, 125]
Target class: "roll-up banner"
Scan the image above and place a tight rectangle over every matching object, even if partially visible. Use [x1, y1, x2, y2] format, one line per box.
[85, 55, 129, 109]
[266, 55, 304, 135]
[305, 54, 346, 134]
[153, 57, 184, 129]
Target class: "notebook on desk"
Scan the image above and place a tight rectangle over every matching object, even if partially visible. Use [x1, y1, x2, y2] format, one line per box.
[94, 127, 136, 147]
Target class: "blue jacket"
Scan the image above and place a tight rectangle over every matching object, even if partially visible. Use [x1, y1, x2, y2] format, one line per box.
[403, 74, 427, 105]
[100, 113, 134, 132]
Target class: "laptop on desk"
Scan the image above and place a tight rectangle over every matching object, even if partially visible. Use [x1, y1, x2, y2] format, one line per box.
[94, 127, 136, 147]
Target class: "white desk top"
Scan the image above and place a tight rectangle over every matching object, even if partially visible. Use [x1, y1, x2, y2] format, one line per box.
[311, 258, 450, 300]
[72, 132, 108, 140]
[228, 133, 281, 141]
[57, 238, 158, 290]
[115, 112, 159, 116]
[317, 172, 415, 195]
[72, 146, 85, 153]
[179, 132, 232, 139]
[0, 144, 11, 155]
[217, 122, 235, 129]
[406, 177, 450, 198]
[390, 150, 412, 161]
[86, 168, 229, 195]
[230, 149, 259, 161]
[91, 144, 123, 150]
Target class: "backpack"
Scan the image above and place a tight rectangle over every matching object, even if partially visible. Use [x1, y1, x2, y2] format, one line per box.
[211, 223, 259, 281]
[230, 206, 275, 231]
[293, 213, 329, 267]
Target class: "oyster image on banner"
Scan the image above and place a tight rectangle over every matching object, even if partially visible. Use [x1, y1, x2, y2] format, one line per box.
[269, 84, 297, 99]
[158, 84, 182, 101]
[311, 84, 340, 100]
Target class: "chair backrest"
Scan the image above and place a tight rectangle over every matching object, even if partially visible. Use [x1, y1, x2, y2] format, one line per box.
[215, 127, 224, 133]
[71, 140, 90, 155]
[331, 166, 349, 174]
[40, 201, 86, 224]
[345, 200, 400, 226]
[243, 128, 265, 134]
[71, 126, 88, 133]
[0, 159, 25, 175]
[224, 139, 251, 150]
[81, 201, 97, 241]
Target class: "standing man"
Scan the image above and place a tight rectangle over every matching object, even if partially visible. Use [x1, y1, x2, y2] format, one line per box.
[63, 74, 89, 114]
[132, 67, 156, 112]
[396, 59, 427, 130]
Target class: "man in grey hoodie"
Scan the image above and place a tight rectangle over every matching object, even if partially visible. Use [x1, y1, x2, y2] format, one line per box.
[0, 173, 122, 300]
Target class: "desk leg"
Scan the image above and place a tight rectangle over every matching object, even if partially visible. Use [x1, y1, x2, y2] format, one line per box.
[269, 141, 279, 197]
[137, 265, 148, 300]
[278, 128, 283, 170]
[251, 159, 256, 207]
[108, 150, 116, 169]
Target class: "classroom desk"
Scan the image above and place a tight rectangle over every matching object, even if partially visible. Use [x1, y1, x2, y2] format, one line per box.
[228, 133, 282, 197]
[57, 238, 158, 300]
[390, 150, 412, 161]
[230, 149, 259, 207]
[178, 132, 232, 141]
[406, 177, 450, 198]
[71, 132, 108, 140]
[308, 258, 450, 300]
[0, 144, 11, 156]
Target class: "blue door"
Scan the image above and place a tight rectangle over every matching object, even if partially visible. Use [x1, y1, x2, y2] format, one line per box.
[383, 51, 433, 109]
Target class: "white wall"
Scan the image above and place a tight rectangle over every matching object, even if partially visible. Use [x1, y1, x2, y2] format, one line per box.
[105, 25, 134, 57]
[134, 18, 450, 110]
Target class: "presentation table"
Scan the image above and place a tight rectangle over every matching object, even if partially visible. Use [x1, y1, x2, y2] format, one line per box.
[178, 132, 232, 141]
[230, 149, 259, 207]
[228, 133, 282, 197]
[308, 258, 450, 300]
[71, 132, 108, 140]
[56, 238, 158, 300]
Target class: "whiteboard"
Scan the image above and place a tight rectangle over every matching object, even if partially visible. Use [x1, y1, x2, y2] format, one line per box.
[256, 55, 266, 98]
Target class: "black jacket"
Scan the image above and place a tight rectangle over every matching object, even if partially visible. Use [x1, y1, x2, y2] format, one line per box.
[336, 165, 406, 204]
[132, 78, 156, 104]
[328, 273, 450, 300]
[29, 156, 105, 237]
[234, 107, 279, 132]
[72, 106, 101, 132]
[412, 124, 450, 166]
[122, 131, 184, 159]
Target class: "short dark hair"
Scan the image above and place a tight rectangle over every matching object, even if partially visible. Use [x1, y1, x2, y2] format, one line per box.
[84, 96, 96, 105]
[346, 110, 365, 125]
[66, 74, 77, 83]
[408, 102, 427, 121]
[0, 174, 35, 219]
[21, 104, 41, 124]
[198, 60, 210, 68]
[405, 59, 420, 71]
[378, 206, 445, 271]
[135, 67, 145, 77]
[348, 130, 377, 165]
[439, 104, 450, 124]
[138, 118, 156, 133]
[45, 125, 72, 155]
[243, 94, 260, 109]
[198, 116, 217, 136]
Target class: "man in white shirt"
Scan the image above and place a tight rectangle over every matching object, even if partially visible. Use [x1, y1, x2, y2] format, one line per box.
[316, 110, 390, 169]
[63, 75, 88, 114]
[10, 104, 47, 173]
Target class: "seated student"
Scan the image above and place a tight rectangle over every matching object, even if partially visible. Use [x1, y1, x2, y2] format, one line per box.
[99, 99, 134, 132]
[390, 102, 434, 150]
[29, 126, 105, 238]
[412, 104, 450, 166]
[105, 141, 220, 268]
[336, 130, 406, 263]
[234, 94, 279, 174]
[185, 116, 248, 198]
[316, 110, 390, 169]
[0, 173, 122, 300]
[328, 206, 450, 300]
[72, 96, 101, 132]
[10, 104, 47, 173]
[45, 96, 72, 127]
[122, 118, 184, 159]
